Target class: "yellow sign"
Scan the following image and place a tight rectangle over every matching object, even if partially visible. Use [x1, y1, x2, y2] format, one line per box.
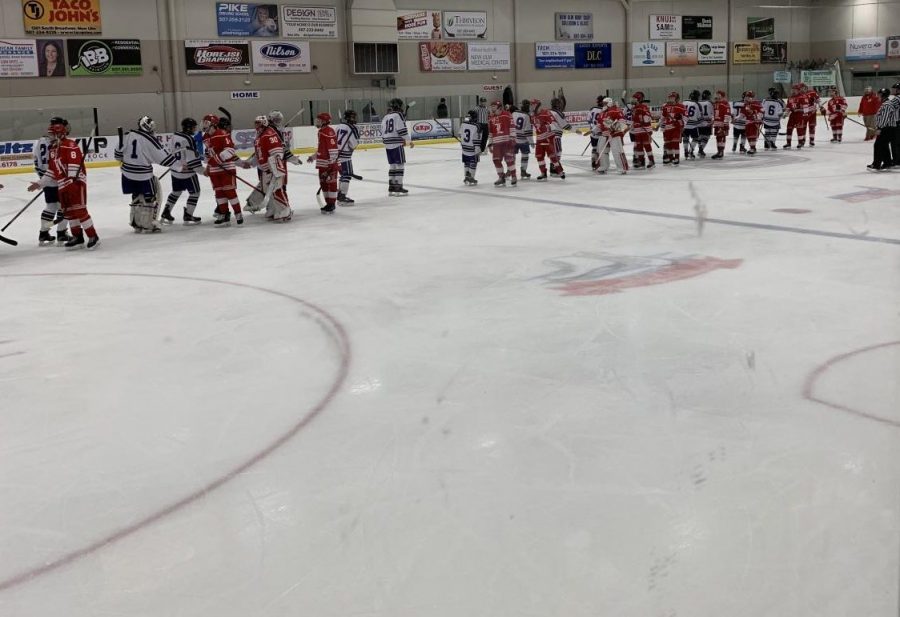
[732, 42, 760, 64]
[22, 0, 102, 35]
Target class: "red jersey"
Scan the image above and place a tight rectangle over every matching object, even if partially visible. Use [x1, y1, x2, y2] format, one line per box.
[532, 109, 555, 142]
[315, 125, 339, 170]
[599, 107, 628, 138]
[253, 126, 285, 174]
[741, 100, 762, 124]
[41, 138, 85, 190]
[825, 96, 847, 118]
[629, 103, 653, 134]
[488, 111, 513, 145]
[712, 101, 732, 127]
[204, 129, 237, 174]
[786, 94, 805, 116]
[802, 90, 820, 115]
[660, 102, 686, 131]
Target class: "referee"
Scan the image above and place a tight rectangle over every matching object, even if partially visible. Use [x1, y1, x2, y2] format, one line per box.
[475, 97, 490, 153]
[891, 82, 900, 167]
[868, 88, 897, 171]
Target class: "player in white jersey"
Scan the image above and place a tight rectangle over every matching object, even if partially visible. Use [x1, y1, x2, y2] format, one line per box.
[161, 118, 203, 225]
[682, 90, 702, 159]
[697, 90, 714, 157]
[34, 134, 71, 245]
[460, 109, 480, 185]
[588, 96, 606, 168]
[549, 97, 571, 158]
[114, 116, 178, 233]
[334, 109, 361, 204]
[731, 99, 747, 153]
[762, 88, 786, 150]
[381, 98, 412, 196]
[511, 99, 534, 178]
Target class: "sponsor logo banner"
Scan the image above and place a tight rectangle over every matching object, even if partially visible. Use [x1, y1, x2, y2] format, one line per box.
[467, 42, 510, 71]
[682, 16, 712, 40]
[747, 17, 775, 41]
[251, 40, 310, 72]
[563, 110, 590, 128]
[216, 3, 279, 37]
[760, 41, 787, 64]
[356, 122, 383, 145]
[773, 70, 791, 83]
[409, 119, 451, 141]
[632, 41, 664, 66]
[555, 13, 592, 41]
[418, 41, 467, 71]
[0, 139, 35, 170]
[397, 10, 442, 40]
[845, 37, 886, 61]
[575, 42, 611, 69]
[185, 39, 250, 74]
[535, 42, 574, 69]
[281, 5, 337, 39]
[666, 41, 697, 66]
[732, 41, 760, 64]
[888, 36, 900, 59]
[697, 41, 726, 64]
[22, 0, 101, 35]
[650, 14, 681, 40]
[800, 69, 835, 87]
[443, 11, 487, 39]
[0, 39, 38, 77]
[67, 38, 142, 76]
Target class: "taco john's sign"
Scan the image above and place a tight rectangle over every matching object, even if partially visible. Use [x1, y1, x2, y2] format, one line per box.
[22, 0, 102, 35]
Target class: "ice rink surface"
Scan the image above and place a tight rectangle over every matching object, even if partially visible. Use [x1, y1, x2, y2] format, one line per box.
[1, 119, 899, 617]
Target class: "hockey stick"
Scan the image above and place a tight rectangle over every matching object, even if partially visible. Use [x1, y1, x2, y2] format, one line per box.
[1, 191, 42, 234]
[117, 127, 124, 150]
[217, 107, 232, 122]
[234, 173, 261, 191]
[0, 233, 16, 247]
[844, 115, 866, 129]
[434, 118, 461, 143]
[285, 108, 306, 126]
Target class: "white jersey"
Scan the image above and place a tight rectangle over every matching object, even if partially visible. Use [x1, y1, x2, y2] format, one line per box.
[381, 111, 408, 150]
[588, 106, 604, 136]
[731, 102, 746, 129]
[549, 109, 570, 136]
[272, 126, 295, 163]
[33, 136, 53, 183]
[511, 111, 533, 143]
[460, 120, 479, 156]
[333, 122, 360, 162]
[762, 99, 786, 126]
[115, 129, 176, 181]
[684, 101, 702, 129]
[168, 131, 203, 180]
[698, 101, 713, 127]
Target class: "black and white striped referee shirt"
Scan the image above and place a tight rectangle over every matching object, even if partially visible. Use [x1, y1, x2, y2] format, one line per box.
[875, 97, 899, 129]
[475, 105, 489, 124]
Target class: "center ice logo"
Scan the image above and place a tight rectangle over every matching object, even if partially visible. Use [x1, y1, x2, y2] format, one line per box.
[534, 251, 742, 296]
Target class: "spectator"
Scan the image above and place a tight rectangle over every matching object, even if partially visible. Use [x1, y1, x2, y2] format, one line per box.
[362, 101, 374, 123]
[475, 97, 489, 153]
[858, 86, 881, 141]
[868, 88, 896, 171]
[436, 98, 449, 118]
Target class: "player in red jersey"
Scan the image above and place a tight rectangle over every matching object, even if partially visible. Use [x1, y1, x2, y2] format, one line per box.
[803, 84, 821, 146]
[488, 101, 516, 187]
[629, 91, 655, 169]
[203, 114, 243, 226]
[531, 99, 564, 180]
[784, 84, 807, 149]
[307, 112, 340, 213]
[823, 87, 847, 143]
[740, 91, 763, 155]
[597, 101, 630, 174]
[242, 115, 292, 222]
[26, 117, 99, 249]
[710, 90, 732, 159]
[660, 91, 686, 165]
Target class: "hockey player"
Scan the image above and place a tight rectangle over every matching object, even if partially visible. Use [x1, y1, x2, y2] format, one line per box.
[588, 96, 606, 168]
[784, 84, 807, 149]
[596, 100, 629, 175]
[731, 97, 747, 152]
[33, 130, 71, 245]
[307, 112, 340, 213]
[27, 117, 99, 249]
[202, 114, 243, 226]
[488, 100, 516, 187]
[740, 91, 763, 155]
[660, 91, 686, 165]
[162, 117, 203, 225]
[823, 87, 848, 143]
[460, 109, 480, 185]
[334, 110, 360, 204]
[549, 97, 571, 157]
[242, 115, 292, 221]
[682, 90, 702, 159]
[629, 92, 655, 169]
[532, 99, 565, 180]
[593, 97, 614, 172]
[512, 99, 534, 178]
[762, 88, 785, 150]
[381, 98, 412, 196]
[803, 84, 821, 146]
[710, 90, 732, 159]
[115, 116, 178, 233]
[245, 110, 300, 213]
[697, 90, 714, 157]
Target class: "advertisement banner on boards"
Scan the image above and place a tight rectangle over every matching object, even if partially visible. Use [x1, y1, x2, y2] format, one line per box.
[397, 10, 442, 40]
[732, 42, 760, 64]
[67, 38, 142, 76]
[185, 39, 251, 74]
[760, 41, 787, 64]
[845, 37, 886, 61]
[800, 70, 835, 87]
[666, 41, 697, 66]
[535, 42, 574, 68]
[356, 122, 383, 145]
[697, 41, 726, 65]
[0, 39, 38, 77]
[682, 16, 712, 40]
[418, 41, 467, 71]
[631, 41, 664, 66]
[409, 119, 451, 141]
[555, 13, 592, 41]
[442, 11, 487, 39]
[650, 15, 681, 40]
[888, 36, 900, 58]
[281, 6, 337, 39]
[467, 42, 510, 71]
[747, 17, 775, 41]
[251, 40, 311, 72]
[574, 43, 611, 69]
[216, 3, 279, 37]
[22, 0, 101, 35]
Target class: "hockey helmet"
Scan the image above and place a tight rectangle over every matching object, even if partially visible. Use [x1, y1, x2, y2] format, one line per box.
[768, 87, 778, 98]
[689, 89, 700, 102]
[530, 98, 542, 111]
[742, 90, 755, 99]
[715, 90, 726, 101]
[878, 87, 890, 98]
[489, 100, 503, 111]
[631, 91, 645, 103]
[520, 99, 531, 113]
[602, 97, 613, 106]
[596, 95, 605, 106]
[892, 82, 900, 91]
[47, 116, 70, 139]
[138, 115, 156, 133]
[343, 109, 358, 124]
[202, 114, 219, 131]
[667, 91, 680, 101]
[389, 97, 404, 111]
[218, 116, 231, 131]
[267, 110, 285, 127]
[701, 90, 711, 100]
[465, 109, 478, 122]
[316, 111, 332, 125]
[181, 117, 198, 133]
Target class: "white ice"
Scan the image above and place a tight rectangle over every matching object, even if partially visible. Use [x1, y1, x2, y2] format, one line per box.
[1, 119, 899, 617]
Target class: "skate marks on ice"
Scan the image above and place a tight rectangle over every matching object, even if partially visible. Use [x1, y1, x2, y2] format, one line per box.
[0, 339, 25, 360]
[0, 272, 352, 593]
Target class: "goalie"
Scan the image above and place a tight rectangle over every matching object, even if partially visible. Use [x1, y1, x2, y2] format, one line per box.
[241, 115, 292, 222]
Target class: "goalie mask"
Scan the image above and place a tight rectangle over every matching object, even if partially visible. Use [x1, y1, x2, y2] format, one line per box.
[254, 115, 269, 134]
[267, 110, 284, 128]
[138, 115, 156, 133]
